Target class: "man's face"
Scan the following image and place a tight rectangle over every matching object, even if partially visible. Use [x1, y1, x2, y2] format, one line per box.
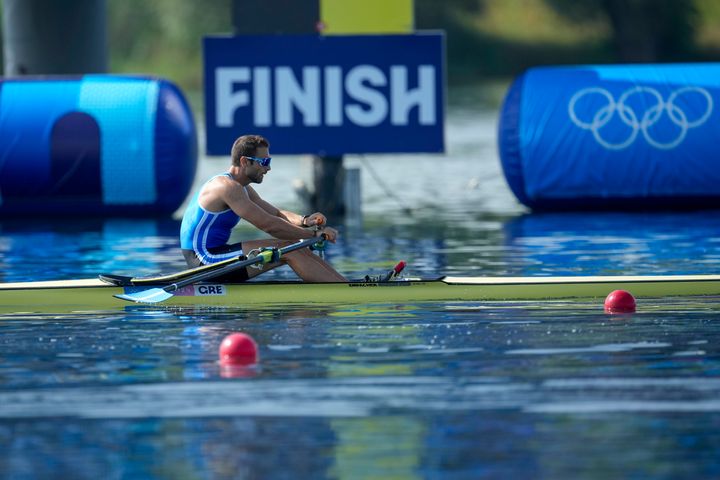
[245, 146, 271, 184]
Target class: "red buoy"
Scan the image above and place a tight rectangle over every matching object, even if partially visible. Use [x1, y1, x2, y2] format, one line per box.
[218, 333, 259, 366]
[604, 290, 636, 314]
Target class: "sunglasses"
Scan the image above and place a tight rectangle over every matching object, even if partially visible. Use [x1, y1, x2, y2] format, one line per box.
[246, 155, 272, 167]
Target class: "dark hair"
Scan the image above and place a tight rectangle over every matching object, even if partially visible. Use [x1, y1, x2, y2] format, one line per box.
[231, 135, 270, 166]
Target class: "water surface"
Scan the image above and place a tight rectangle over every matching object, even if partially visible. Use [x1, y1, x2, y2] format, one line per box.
[1, 85, 719, 479]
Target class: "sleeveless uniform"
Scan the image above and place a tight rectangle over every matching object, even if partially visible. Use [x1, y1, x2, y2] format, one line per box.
[180, 173, 249, 281]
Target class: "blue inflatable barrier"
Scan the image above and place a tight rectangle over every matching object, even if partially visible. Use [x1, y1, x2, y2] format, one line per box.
[0, 75, 197, 217]
[498, 64, 720, 210]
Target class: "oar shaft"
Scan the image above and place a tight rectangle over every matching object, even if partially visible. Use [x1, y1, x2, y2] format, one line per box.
[170, 235, 324, 289]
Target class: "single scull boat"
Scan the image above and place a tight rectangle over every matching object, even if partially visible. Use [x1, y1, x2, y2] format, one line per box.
[1, 274, 719, 314]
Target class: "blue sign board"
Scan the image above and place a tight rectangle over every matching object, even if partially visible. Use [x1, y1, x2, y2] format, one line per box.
[203, 33, 445, 156]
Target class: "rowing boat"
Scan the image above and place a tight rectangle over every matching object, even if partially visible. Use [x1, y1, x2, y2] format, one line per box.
[1, 274, 720, 314]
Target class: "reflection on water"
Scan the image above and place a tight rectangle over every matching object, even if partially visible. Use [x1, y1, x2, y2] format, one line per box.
[2, 208, 719, 283]
[0, 218, 183, 282]
[1, 84, 720, 478]
[1, 300, 720, 478]
[504, 211, 720, 276]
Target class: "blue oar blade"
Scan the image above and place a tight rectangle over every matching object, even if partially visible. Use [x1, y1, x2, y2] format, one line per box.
[114, 287, 174, 304]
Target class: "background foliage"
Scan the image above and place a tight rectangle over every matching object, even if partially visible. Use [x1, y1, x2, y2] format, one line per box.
[5, 0, 720, 93]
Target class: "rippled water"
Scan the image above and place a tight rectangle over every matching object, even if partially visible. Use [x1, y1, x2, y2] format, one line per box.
[2, 300, 720, 478]
[1, 85, 720, 479]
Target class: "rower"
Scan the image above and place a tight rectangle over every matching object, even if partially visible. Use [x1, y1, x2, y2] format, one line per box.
[180, 134, 347, 283]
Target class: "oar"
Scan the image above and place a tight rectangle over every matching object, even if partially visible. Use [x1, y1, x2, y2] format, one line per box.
[114, 236, 325, 304]
[99, 254, 249, 286]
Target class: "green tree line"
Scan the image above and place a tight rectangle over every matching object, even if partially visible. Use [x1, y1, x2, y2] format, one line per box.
[415, 0, 720, 82]
[4, 0, 719, 93]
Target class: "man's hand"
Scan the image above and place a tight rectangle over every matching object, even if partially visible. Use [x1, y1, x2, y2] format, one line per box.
[303, 212, 327, 227]
[315, 226, 339, 242]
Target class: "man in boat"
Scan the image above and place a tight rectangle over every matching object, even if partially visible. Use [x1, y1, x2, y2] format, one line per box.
[180, 134, 347, 283]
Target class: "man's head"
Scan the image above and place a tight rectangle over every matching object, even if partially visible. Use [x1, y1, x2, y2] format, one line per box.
[231, 135, 270, 166]
[231, 134, 271, 184]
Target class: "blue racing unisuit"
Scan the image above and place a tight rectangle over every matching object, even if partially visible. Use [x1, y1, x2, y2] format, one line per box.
[180, 173, 243, 264]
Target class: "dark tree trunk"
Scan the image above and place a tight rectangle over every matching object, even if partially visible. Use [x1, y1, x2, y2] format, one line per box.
[601, 0, 697, 62]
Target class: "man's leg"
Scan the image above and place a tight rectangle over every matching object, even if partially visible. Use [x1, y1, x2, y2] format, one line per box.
[183, 245, 249, 283]
[242, 239, 347, 282]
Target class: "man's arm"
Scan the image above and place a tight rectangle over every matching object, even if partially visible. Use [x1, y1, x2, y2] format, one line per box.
[247, 186, 327, 228]
[246, 186, 305, 226]
[222, 182, 316, 240]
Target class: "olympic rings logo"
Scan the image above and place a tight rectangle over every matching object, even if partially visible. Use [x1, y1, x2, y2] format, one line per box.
[568, 86, 713, 150]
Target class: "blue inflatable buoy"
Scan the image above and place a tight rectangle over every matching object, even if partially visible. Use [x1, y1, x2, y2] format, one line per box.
[498, 64, 720, 210]
[0, 75, 197, 217]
